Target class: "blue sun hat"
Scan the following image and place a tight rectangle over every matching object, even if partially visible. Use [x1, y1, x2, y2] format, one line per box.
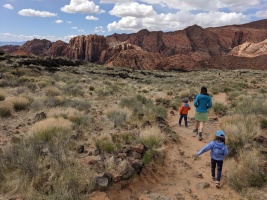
[182, 98, 188, 103]
[216, 130, 226, 137]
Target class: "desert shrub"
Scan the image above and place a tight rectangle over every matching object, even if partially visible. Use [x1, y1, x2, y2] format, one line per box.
[89, 86, 95, 91]
[122, 132, 137, 144]
[107, 108, 131, 127]
[139, 126, 165, 149]
[212, 102, 228, 116]
[8, 97, 30, 111]
[44, 86, 62, 96]
[235, 96, 267, 115]
[95, 135, 116, 153]
[179, 89, 190, 99]
[66, 99, 91, 111]
[219, 115, 260, 156]
[0, 101, 13, 117]
[155, 98, 170, 107]
[30, 117, 72, 142]
[62, 84, 84, 97]
[68, 113, 91, 130]
[167, 91, 173, 95]
[120, 95, 167, 120]
[210, 86, 220, 95]
[260, 118, 267, 129]
[0, 91, 6, 101]
[242, 187, 267, 200]
[0, 125, 93, 199]
[45, 95, 66, 107]
[227, 149, 266, 191]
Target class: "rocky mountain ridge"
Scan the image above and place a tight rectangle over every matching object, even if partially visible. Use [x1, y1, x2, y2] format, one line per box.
[1, 19, 267, 70]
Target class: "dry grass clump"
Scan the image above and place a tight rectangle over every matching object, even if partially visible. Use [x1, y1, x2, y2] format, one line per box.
[95, 134, 116, 153]
[120, 95, 167, 122]
[0, 101, 13, 117]
[139, 126, 166, 164]
[0, 90, 6, 101]
[0, 127, 94, 199]
[242, 187, 267, 200]
[139, 126, 165, 149]
[227, 149, 266, 191]
[212, 102, 228, 116]
[44, 86, 62, 96]
[45, 95, 66, 107]
[179, 89, 190, 99]
[106, 106, 132, 127]
[219, 115, 260, 156]
[30, 117, 72, 142]
[235, 95, 267, 115]
[8, 96, 30, 111]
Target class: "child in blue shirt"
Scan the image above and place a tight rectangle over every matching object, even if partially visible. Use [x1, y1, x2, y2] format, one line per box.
[194, 130, 229, 188]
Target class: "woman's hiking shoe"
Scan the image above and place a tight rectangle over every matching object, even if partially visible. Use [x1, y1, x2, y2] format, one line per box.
[198, 132, 202, 140]
[216, 181, 220, 188]
[212, 177, 216, 181]
[193, 129, 198, 134]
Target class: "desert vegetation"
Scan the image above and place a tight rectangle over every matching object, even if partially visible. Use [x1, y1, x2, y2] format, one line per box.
[0, 54, 266, 199]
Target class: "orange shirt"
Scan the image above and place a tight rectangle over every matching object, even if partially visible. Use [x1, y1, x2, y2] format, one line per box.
[179, 103, 191, 114]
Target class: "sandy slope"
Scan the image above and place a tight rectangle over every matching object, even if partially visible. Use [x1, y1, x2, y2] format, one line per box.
[90, 93, 242, 200]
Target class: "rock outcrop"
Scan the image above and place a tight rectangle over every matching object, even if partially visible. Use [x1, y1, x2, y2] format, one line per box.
[67, 34, 108, 62]
[47, 40, 68, 57]
[18, 38, 52, 56]
[229, 39, 267, 57]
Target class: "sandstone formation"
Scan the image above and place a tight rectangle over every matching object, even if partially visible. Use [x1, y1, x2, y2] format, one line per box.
[67, 34, 108, 62]
[47, 40, 68, 57]
[229, 39, 267, 57]
[18, 38, 52, 56]
[105, 49, 163, 70]
[2, 19, 267, 70]
[0, 45, 19, 53]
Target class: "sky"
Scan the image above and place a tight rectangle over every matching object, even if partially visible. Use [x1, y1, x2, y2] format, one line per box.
[1, 0, 267, 42]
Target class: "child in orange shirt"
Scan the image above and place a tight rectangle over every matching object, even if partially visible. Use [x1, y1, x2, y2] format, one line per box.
[179, 98, 191, 127]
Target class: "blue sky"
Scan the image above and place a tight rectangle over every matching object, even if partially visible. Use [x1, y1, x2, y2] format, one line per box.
[1, 0, 267, 42]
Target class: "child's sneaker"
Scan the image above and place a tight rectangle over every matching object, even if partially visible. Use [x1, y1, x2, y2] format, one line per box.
[212, 177, 216, 181]
[216, 181, 220, 188]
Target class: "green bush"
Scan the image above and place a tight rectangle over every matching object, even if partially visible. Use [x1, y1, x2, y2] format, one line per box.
[107, 110, 128, 127]
[212, 102, 228, 115]
[95, 138, 116, 153]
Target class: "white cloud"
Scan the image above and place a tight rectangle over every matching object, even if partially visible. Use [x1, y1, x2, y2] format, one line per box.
[67, 21, 72, 24]
[107, 10, 250, 32]
[255, 10, 267, 18]
[3, 4, 13, 10]
[85, 15, 99, 20]
[18, 9, 57, 17]
[61, 0, 105, 14]
[94, 26, 105, 33]
[100, 0, 131, 3]
[55, 20, 63, 24]
[0, 33, 58, 42]
[64, 35, 77, 42]
[71, 27, 78, 29]
[140, 0, 264, 12]
[78, 29, 85, 32]
[109, 2, 156, 18]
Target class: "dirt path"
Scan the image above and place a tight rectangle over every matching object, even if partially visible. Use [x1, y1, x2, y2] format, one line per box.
[90, 93, 241, 200]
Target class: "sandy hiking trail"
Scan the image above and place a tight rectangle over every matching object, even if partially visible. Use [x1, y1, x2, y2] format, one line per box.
[90, 93, 241, 200]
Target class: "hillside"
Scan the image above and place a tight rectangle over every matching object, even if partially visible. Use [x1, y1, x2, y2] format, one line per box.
[1, 19, 267, 70]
